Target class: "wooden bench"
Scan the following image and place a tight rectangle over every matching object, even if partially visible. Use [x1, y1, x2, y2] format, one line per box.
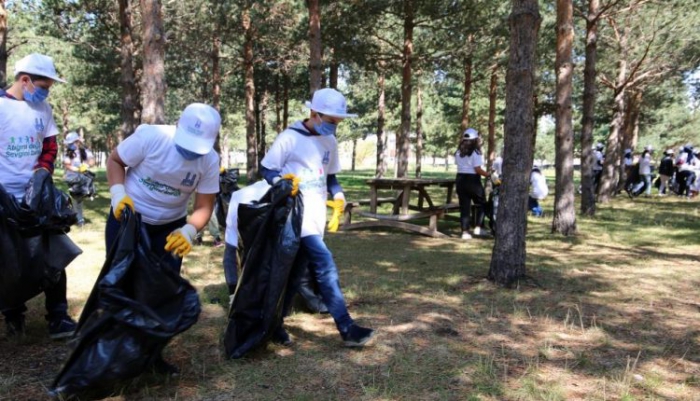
[343, 196, 399, 225]
[342, 209, 449, 238]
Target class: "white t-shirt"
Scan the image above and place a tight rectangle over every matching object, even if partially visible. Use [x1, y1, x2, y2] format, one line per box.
[529, 170, 549, 200]
[118, 124, 220, 225]
[64, 148, 95, 181]
[639, 153, 652, 175]
[677, 152, 698, 172]
[224, 180, 271, 247]
[260, 120, 340, 238]
[593, 150, 604, 171]
[454, 150, 484, 174]
[0, 95, 59, 199]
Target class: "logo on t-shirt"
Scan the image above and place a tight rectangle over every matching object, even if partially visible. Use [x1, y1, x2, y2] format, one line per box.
[322, 151, 330, 165]
[138, 177, 181, 197]
[181, 172, 197, 187]
[34, 118, 45, 134]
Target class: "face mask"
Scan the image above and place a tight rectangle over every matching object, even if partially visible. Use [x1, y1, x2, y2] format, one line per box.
[23, 80, 49, 103]
[313, 119, 338, 136]
[67, 144, 77, 151]
[175, 144, 204, 160]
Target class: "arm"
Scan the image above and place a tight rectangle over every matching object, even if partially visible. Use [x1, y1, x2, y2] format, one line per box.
[63, 158, 81, 173]
[260, 165, 282, 185]
[34, 136, 58, 173]
[327, 174, 343, 198]
[107, 149, 128, 186]
[475, 166, 489, 177]
[189, 193, 216, 232]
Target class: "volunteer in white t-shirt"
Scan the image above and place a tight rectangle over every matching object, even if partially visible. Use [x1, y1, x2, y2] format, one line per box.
[639, 145, 654, 197]
[528, 167, 549, 217]
[259, 88, 375, 348]
[593, 142, 605, 191]
[454, 128, 489, 240]
[0, 53, 77, 340]
[63, 131, 95, 226]
[676, 145, 697, 197]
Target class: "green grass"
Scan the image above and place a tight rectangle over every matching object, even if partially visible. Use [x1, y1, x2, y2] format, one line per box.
[0, 167, 698, 400]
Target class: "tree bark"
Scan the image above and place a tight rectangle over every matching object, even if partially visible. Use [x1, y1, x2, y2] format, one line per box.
[329, 50, 339, 89]
[351, 138, 357, 171]
[0, 0, 8, 88]
[118, 0, 138, 142]
[580, 0, 600, 216]
[376, 69, 387, 178]
[397, 0, 414, 178]
[259, 89, 268, 159]
[308, 0, 322, 95]
[212, 21, 222, 154]
[275, 73, 282, 132]
[459, 35, 474, 133]
[139, 0, 166, 124]
[283, 72, 289, 129]
[415, 83, 423, 178]
[487, 65, 498, 171]
[243, 4, 257, 181]
[551, 0, 577, 236]
[488, 0, 541, 287]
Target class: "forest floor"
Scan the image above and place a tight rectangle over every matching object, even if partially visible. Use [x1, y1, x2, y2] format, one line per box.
[0, 169, 699, 401]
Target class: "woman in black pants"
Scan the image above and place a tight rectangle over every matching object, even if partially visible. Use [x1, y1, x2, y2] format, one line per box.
[454, 128, 490, 240]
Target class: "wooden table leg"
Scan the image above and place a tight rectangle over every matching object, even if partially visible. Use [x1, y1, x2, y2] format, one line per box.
[370, 185, 378, 214]
[401, 184, 411, 215]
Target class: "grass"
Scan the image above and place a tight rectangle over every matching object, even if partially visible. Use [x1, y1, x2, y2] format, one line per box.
[0, 167, 699, 400]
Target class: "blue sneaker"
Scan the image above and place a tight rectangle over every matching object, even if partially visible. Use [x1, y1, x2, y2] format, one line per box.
[48, 316, 77, 340]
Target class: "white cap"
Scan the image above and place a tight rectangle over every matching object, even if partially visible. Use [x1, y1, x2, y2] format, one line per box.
[665, 149, 674, 155]
[644, 145, 653, 151]
[463, 128, 479, 140]
[304, 88, 357, 118]
[173, 103, 221, 155]
[14, 53, 66, 83]
[65, 132, 80, 144]
[595, 142, 604, 150]
[624, 148, 632, 154]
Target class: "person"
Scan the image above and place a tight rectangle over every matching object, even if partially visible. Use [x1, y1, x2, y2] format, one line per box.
[105, 102, 221, 373]
[0, 53, 77, 339]
[638, 145, 654, 197]
[658, 149, 675, 196]
[593, 142, 605, 192]
[454, 128, 489, 240]
[259, 88, 375, 348]
[492, 153, 503, 177]
[528, 167, 548, 217]
[195, 206, 223, 247]
[63, 131, 95, 226]
[675, 144, 697, 198]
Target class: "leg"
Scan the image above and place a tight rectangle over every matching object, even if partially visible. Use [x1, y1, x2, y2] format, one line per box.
[222, 244, 238, 294]
[44, 270, 77, 339]
[208, 207, 222, 243]
[74, 198, 84, 225]
[455, 175, 471, 232]
[644, 174, 652, 196]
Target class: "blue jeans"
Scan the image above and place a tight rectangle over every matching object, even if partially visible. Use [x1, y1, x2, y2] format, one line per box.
[288, 235, 353, 334]
[643, 174, 652, 195]
[223, 244, 238, 294]
[528, 197, 543, 217]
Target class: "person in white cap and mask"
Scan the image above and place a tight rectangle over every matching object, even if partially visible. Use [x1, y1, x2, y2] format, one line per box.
[454, 128, 489, 239]
[0, 53, 77, 339]
[259, 88, 375, 348]
[105, 103, 221, 374]
[658, 149, 675, 196]
[63, 131, 95, 226]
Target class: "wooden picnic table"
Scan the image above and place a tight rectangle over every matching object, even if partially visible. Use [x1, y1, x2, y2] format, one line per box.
[342, 178, 458, 238]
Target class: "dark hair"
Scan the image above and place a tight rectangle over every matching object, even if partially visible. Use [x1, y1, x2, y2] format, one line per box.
[14, 72, 52, 82]
[458, 138, 481, 158]
[66, 146, 88, 162]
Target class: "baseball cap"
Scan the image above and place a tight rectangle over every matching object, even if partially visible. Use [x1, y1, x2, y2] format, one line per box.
[664, 149, 674, 155]
[65, 132, 81, 144]
[305, 88, 358, 118]
[14, 53, 66, 83]
[624, 148, 632, 154]
[173, 103, 221, 155]
[644, 145, 653, 151]
[463, 128, 478, 140]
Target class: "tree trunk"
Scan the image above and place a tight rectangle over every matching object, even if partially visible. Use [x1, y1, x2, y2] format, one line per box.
[118, 0, 138, 142]
[397, 0, 414, 178]
[351, 138, 357, 171]
[243, 4, 257, 181]
[329, 51, 339, 89]
[140, 0, 166, 124]
[376, 69, 387, 178]
[283, 72, 289, 129]
[487, 65, 498, 171]
[488, 0, 541, 287]
[212, 23, 222, 154]
[259, 89, 268, 159]
[579, 0, 599, 216]
[308, 0, 322, 95]
[551, 0, 577, 236]
[459, 36, 474, 133]
[62, 101, 70, 136]
[415, 83, 423, 178]
[0, 0, 8, 88]
[275, 73, 282, 132]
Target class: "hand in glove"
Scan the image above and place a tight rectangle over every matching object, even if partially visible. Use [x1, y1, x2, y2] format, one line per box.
[109, 184, 135, 220]
[219, 166, 226, 174]
[164, 223, 197, 258]
[326, 195, 345, 233]
[79, 163, 89, 173]
[281, 173, 300, 197]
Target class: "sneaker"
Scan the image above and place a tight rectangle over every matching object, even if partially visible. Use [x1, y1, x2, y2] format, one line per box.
[271, 326, 293, 346]
[5, 315, 26, 338]
[77, 219, 85, 227]
[341, 324, 376, 348]
[473, 226, 481, 236]
[213, 238, 224, 248]
[48, 316, 77, 340]
[151, 357, 180, 377]
[461, 231, 472, 240]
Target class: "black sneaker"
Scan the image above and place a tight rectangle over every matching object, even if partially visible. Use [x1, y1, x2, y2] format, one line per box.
[151, 357, 180, 377]
[271, 326, 293, 346]
[341, 324, 376, 348]
[48, 316, 77, 340]
[5, 315, 26, 338]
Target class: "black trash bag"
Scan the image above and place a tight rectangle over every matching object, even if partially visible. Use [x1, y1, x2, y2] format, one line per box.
[67, 171, 97, 200]
[224, 180, 303, 359]
[50, 210, 201, 399]
[0, 174, 81, 309]
[216, 168, 240, 229]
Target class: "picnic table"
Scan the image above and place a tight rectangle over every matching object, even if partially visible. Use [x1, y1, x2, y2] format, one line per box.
[341, 178, 459, 238]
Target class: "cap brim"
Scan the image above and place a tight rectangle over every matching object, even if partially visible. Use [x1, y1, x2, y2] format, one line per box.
[305, 101, 358, 118]
[174, 126, 214, 155]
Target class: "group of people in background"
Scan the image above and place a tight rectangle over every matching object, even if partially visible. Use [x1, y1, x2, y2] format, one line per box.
[624, 144, 699, 198]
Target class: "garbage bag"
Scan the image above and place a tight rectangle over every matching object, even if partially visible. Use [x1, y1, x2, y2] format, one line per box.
[224, 180, 303, 359]
[51, 210, 201, 399]
[0, 173, 81, 308]
[67, 171, 97, 200]
[216, 168, 240, 229]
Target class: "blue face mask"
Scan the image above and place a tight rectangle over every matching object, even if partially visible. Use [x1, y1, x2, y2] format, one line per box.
[313, 119, 338, 136]
[175, 144, 204, 160]
[23, 80, 50, 104]
[67, 144, 78, 151]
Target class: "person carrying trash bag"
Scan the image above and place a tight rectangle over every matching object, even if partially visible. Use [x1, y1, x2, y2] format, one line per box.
[105, 102, 221, 374]
[50, 209, 201, 399]
[63, 131, 96, 227]
[258, 88, 375, 348]
[0, 53, 80, 340]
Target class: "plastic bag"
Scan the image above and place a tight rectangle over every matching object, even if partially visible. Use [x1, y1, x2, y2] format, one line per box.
[51, 210, 201, 399]
[67, 171, 97, 200]
[224, 180, 303, 359]
[216, 168, 240, 229]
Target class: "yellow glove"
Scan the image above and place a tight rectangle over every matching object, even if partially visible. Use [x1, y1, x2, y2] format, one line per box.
[164, 223, 197, 258]
[282, 173, 300, 197]
[109, 184, 135, 221]
[79, 164, 88, 173]
[219, 166, 226, 174]
[326, 198, 345, 232]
